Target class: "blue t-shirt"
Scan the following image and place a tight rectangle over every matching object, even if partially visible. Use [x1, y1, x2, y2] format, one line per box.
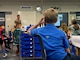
[30, 24, 70, 60]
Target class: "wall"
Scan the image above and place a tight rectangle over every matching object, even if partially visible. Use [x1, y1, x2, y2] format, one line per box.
[0, 2, 80, 32]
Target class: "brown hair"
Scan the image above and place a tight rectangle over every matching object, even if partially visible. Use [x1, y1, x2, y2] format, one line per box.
[72, 19, 79, 30]
[60, 23, 68, 33]
[17, 15, 20, 17]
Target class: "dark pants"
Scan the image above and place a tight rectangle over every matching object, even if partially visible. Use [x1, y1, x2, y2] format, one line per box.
[0, 38, 3, 45]
[63, 53, 80, 60]
[17, 45, 19, 52]
[5, 37, 11, 49]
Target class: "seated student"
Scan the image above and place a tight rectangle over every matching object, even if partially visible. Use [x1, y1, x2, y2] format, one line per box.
[60, 23, 68, 33]
[13, 22, 22, 55]
[68, 19, 80, 35]
[60, 23, 71, 39]
[26, 8, 80, 60]
[68, 19, 80, 55]
[0, 24, 7, 57]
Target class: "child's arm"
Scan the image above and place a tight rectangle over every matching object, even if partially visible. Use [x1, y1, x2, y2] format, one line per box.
[65, 48, 71, 54]
[26, 17, 44, 35]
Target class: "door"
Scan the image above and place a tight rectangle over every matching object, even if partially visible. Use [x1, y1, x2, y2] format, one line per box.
[0, 12, 5, 31]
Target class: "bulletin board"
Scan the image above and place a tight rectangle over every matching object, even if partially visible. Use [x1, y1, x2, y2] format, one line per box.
[55, 12, 68, 27]
[76, 12, 80, 24]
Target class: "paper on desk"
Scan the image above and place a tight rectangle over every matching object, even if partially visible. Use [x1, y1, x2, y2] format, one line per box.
[69, 36, 80, 48]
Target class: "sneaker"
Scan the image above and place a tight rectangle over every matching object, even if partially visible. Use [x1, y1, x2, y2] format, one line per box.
[3, 53, 7, 58]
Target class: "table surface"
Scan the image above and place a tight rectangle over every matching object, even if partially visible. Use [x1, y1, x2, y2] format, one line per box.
[69, 36, 80, 48]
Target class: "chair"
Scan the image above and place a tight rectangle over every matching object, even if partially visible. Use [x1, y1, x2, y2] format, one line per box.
[20, 33, 46, 60]
[71, 45, 76, 55]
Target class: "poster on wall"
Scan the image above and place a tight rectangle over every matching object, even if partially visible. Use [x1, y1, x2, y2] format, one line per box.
[76, 16, 80, 20]
[55, 14, 63, 26]
[76, 12, 80, 24]
[0, 17, 5, 25]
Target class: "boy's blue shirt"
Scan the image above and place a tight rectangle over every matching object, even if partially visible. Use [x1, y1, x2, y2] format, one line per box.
[30, 24, 70, 60]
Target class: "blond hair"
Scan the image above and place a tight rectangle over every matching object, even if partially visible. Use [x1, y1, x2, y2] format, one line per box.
[44, 8, 58, 23]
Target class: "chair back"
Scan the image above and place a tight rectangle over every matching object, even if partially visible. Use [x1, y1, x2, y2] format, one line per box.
[20, 33, 46, 60]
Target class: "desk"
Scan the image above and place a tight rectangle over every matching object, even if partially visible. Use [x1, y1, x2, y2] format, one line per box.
[70, 36, 80, 55]
[70, 36, 80, 48]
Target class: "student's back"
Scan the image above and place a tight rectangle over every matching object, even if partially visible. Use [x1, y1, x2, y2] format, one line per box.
[27, 8, 70, 60]
[33, 24, 69, 60]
